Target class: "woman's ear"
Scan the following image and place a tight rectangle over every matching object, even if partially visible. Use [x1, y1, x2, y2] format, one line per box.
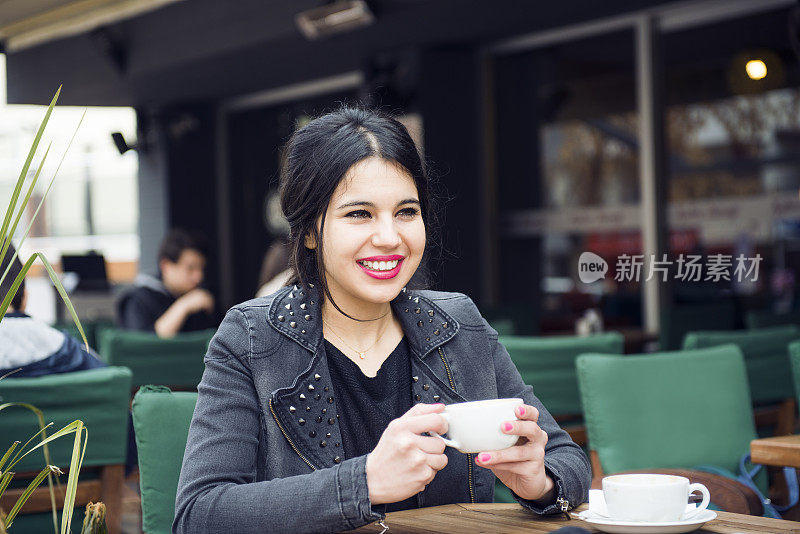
[304, 232, 317, 250]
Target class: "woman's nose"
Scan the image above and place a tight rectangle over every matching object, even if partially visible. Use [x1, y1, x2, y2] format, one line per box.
[371, 218, 402, 248]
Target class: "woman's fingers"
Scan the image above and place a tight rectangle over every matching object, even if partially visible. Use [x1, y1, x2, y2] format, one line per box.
[427, 453, 449, 472]
[403, 412, 448, 435]
[476, 441, 546, 466]
[501, 420, 548, 445]
[416, 434, 447, 454]
[515, 404, 539, 421]
[403, 402, 445, 418]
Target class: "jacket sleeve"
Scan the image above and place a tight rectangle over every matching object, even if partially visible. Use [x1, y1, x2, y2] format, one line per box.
[173, 308, 383, 534]
[486, 320, 592, 514]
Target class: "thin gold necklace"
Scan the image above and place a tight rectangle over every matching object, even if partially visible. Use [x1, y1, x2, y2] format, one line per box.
[322, 316, 391, 360]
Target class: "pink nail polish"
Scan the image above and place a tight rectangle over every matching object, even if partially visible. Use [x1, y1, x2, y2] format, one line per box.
[518, 406, 525, 416]
[502, 422, 513, 432]
[479, 453, 491, 463]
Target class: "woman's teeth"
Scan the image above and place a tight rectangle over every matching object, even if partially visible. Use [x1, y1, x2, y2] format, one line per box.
[358, 259, 400, 271]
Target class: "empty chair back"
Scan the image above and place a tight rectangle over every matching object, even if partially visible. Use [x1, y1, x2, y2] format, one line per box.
[99, 328, 215, 389]
[0, 366, 132, 472]
[576, 345, 756, 476]
[500, 332, 623, 417]
[682, 326, 800, 404]
[132, 386, 197, 534]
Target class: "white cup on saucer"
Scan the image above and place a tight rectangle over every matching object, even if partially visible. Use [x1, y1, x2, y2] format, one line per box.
[602, 473, 711, 523]
[430, 398, 522, 454]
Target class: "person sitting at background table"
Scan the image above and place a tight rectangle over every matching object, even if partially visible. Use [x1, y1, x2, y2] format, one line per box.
[0, 242, 106, 377]
[174, 108, 591, 533]
[116, 228, 218, 337]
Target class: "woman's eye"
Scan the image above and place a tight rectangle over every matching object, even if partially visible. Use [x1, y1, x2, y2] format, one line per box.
[345, 209, 371, 219]
[397, 207, 419, 218]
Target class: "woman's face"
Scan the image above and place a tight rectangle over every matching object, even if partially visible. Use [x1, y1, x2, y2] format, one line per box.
[313, 157, 426, 311]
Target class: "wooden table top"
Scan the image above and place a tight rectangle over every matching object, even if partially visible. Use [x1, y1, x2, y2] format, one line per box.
[751, 435, 800, 469]
[346, 503, 800, 533]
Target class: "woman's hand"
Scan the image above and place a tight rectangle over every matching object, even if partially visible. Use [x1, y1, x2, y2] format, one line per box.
[366, 403, 449, 505]
[474, 404, 555, 503]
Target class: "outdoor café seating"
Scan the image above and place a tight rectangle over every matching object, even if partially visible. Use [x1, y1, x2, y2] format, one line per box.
[131, 386, 197, 534]
[0, 367, 132, 534]
[575, 345, 767, 514]
[98, 328, 216, 392]
[682, 325, 800, 435]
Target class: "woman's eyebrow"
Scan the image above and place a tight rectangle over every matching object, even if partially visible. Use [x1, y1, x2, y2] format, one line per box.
[336, 199, 420, 209]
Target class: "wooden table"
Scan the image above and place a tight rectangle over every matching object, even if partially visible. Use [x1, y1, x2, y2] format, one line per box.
[346, 503, 800, 533]
[751, 435, 800, 469]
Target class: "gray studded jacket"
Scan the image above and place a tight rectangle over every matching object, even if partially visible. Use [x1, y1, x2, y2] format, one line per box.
[173, 286, 591, 534]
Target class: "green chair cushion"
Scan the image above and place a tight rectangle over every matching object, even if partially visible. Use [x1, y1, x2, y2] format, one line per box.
[0, 367, 132, 473]
[499, 332, 624, 416]
[132, 386, 197, 534]
[682, 326, 800, 404]
[98, 328, 215, 389]
[576, 345, 758, 479]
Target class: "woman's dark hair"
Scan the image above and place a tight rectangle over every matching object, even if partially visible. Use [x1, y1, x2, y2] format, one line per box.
[279, 107, 437, 319]
[0, 242, 25, 311]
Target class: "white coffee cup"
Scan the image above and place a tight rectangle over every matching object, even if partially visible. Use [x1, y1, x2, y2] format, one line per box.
[602, 474, 711, 523]
[430, 398, 522, 454]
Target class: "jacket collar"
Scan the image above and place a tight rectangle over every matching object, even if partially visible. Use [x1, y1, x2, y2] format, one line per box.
[266, 285, 459, 358]
[266, 284, 465, 470]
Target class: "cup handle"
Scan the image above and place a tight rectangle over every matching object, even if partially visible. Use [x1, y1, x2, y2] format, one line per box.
[684, 483, 710, 519]
[429, 413, 459, 449]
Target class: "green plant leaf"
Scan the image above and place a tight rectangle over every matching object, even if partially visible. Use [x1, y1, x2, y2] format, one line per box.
[0, 143, 51, 270]
[0, 469, 14, 499]
[0, 86, 59, 265]
[0, 441, 20, 473]
[0, 110, 85, 291]
[0, 252, 88, 349]
[0, 255, 37, 319]
[3, 465, 57, 526]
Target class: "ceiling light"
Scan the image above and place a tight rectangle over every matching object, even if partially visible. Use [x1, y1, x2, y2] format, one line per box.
[745, 59, 767, 80]
[295, 1, 375, 40]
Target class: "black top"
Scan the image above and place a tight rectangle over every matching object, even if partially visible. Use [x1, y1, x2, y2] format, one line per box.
[117, 285, 218, 333]
[325, 337, 418, 512]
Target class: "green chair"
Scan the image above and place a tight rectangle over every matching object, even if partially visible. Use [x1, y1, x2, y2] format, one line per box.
[659, 301, 737, 351]
[488, 318, 515, 336]
[54, 318, 115, 351]
[746, 310, 800, 330]
[788, 341, 800, 407]
[500, 332, 624, 421]
[0, 367, 132, 533]
[98, 328, 215, 390]
[576, 345, 767, 507]
[132, 386, 197, 534]
[682, 326, 800, 434]
[493, 332, 623, 503]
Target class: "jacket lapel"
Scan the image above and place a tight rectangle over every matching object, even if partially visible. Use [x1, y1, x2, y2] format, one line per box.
[266, 285, 466, 470]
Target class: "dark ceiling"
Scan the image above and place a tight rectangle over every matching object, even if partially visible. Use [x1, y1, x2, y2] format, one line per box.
[5, 0, 677, 107]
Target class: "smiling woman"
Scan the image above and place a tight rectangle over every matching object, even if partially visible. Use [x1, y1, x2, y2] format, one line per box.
[173, 107, 591, 534]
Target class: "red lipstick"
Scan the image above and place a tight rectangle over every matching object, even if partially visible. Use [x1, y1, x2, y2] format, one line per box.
[356, 255, 405, 280]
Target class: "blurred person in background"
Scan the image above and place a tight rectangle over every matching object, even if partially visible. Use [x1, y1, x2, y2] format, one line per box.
[0, 242, 106, 377]
[255, 239, 293, 297]
[116, 228, 218, 337]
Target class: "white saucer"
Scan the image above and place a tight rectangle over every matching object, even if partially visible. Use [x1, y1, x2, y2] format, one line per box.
[576, 509, 717, 534]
